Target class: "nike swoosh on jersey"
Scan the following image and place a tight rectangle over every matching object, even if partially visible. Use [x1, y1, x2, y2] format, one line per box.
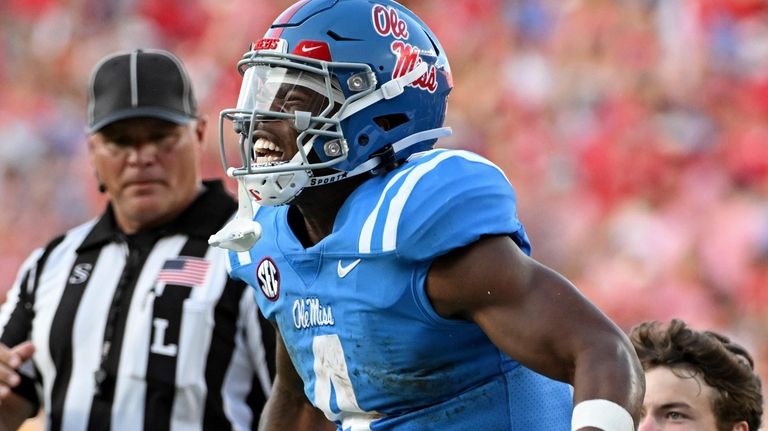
[337, 259, 362, 278]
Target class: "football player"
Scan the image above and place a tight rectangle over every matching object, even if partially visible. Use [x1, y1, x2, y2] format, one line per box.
[210, 1, 644, 430]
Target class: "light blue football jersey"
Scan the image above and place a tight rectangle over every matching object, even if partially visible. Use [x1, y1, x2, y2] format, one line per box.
[229, 149, 573, 430]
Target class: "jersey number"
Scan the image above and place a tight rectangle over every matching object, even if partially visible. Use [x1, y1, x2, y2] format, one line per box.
[313, 334, 379, 431]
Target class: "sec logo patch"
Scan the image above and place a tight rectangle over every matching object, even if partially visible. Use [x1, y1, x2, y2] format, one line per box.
[256, 257, 280, 301]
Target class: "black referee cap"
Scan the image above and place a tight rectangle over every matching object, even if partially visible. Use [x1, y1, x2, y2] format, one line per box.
[87, 49, 197, 133]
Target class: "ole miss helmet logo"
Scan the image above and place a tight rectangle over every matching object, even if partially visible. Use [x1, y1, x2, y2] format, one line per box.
[371, 4, 437, 93]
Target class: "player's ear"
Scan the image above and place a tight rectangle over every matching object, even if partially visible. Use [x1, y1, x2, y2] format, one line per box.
[729, 421, 749, 431]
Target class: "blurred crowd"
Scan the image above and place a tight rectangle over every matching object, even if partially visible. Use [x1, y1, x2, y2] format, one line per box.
[1, 0, 767, 403]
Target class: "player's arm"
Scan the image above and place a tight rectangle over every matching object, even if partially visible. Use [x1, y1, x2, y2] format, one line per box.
[0, 341, 36, 430]
[258, 332, 335, 431]
[426, 234, 644, 428]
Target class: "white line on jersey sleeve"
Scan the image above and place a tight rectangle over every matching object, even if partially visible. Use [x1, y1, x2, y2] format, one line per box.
[382, 150, 506, 252]
[358, 167, 414, 254]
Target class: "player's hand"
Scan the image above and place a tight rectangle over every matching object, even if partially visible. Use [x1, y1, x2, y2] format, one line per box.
[0, 341, 34, 399]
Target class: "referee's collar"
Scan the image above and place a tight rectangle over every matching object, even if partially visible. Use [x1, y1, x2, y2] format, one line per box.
[78, 180, 237, 252]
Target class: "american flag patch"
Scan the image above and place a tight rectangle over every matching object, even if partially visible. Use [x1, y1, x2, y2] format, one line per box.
[156, 257, 210, 287]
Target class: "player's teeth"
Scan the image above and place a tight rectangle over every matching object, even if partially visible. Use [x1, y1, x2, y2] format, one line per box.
[254, 138, 269, 149]
[253, 138, 283, 153]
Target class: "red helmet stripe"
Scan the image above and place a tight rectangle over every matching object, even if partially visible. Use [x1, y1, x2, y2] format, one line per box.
[267, 0, 309, 38]
[274, 0, 310, 24]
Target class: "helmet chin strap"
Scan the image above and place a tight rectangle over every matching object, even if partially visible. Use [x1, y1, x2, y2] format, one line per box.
[302, 155, 382, 187]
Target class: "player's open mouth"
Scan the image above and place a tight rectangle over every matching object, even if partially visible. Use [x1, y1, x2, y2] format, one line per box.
[253, 138, 285, 164]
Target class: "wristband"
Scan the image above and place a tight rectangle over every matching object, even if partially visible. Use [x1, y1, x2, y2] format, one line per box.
[571, 399, 634, 431]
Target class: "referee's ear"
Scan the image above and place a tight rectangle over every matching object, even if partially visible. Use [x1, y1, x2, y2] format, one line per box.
[192, 115, 208, 149]
[85, 134, 105, 193]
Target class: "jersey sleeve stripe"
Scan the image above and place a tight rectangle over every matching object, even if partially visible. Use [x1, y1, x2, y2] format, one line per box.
[382, 150, 506, 252]
[358, 166, 414, 254]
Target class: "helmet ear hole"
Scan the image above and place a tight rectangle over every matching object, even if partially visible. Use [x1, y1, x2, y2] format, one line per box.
[373, 114, 408, 131]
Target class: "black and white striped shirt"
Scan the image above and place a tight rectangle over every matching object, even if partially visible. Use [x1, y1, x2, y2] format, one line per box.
[0, 180, 275, 431]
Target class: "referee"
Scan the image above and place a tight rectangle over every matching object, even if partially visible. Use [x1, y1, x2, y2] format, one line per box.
[0, 49, 275, 430]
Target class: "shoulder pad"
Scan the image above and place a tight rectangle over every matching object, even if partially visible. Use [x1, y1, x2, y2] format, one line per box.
[357, 149, 530, 261]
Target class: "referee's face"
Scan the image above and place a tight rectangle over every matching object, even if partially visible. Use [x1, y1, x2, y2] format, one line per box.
[88, 117, 206, 234]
